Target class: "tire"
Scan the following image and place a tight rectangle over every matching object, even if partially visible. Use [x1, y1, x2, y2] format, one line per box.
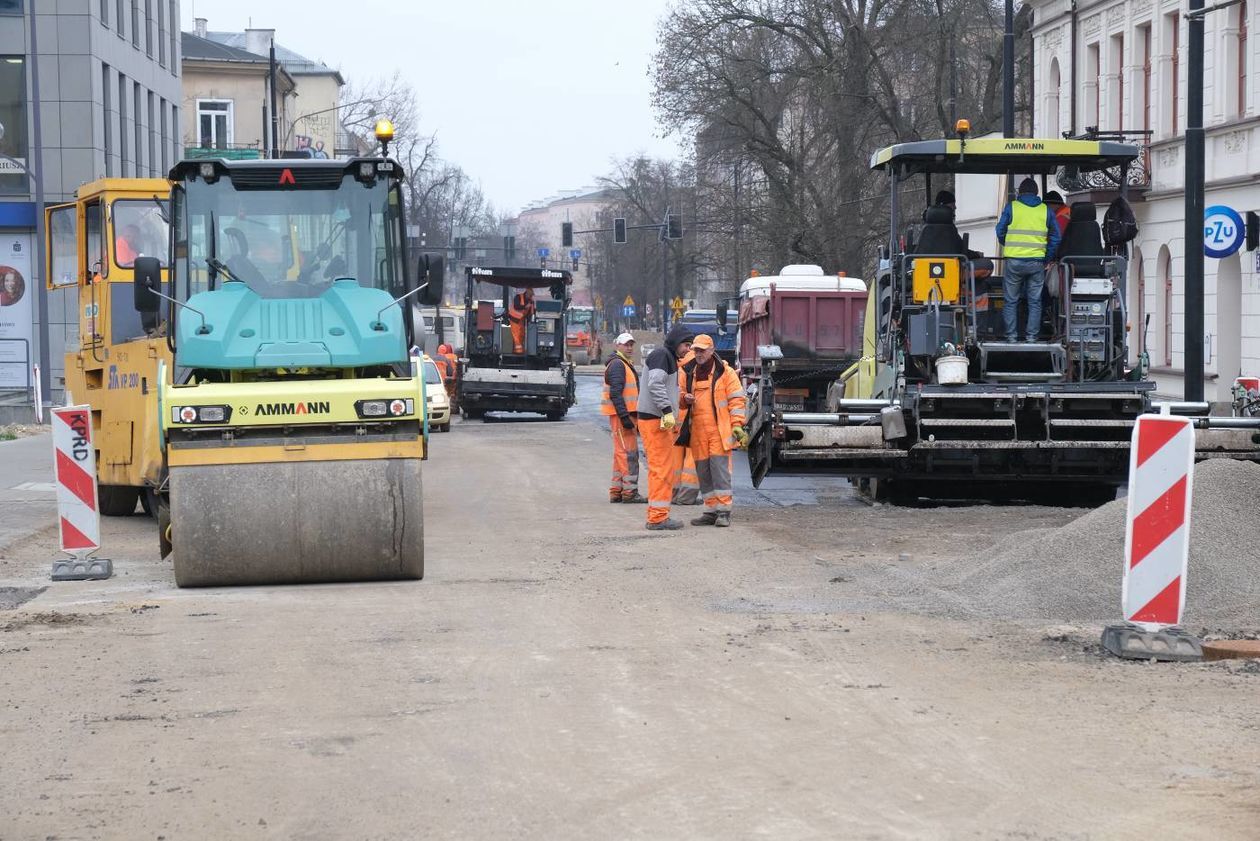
[98, 484, 140, 516]
[545, 411, 565, 422]
[440, 423, 451, 433]
[157, 492, 172, 559]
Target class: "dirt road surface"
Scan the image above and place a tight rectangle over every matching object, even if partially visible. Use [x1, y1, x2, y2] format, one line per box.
[1, 378, 1257, 839]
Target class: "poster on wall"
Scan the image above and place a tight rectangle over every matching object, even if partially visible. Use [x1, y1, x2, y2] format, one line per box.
[0, 232, 34, 389]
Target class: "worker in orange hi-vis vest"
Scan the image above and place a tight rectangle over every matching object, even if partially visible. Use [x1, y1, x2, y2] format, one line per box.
[601, 333, 645, 503]
[507, 286, 536, 354]
[676, 333, 748, 527]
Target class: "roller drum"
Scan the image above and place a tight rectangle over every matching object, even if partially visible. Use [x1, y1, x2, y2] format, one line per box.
[170, 457, 423, 586]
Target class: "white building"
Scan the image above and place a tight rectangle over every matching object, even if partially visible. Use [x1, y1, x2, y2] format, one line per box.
[515, 188, 611, 306]
[1027, 0, 1259, 400]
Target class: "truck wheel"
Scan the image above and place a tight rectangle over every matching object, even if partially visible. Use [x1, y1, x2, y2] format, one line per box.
[546, 411, 565, 421]
[98, 484, 140, 516]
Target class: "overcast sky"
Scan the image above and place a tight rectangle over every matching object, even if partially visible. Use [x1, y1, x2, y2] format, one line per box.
[184, 0, 684, 213]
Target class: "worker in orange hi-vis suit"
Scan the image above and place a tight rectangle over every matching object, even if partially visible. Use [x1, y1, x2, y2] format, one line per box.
[677, 333, 748, 527]
[507, 286, 536, 354]
[671, 348, 701, 506]
[435, 343, 459, 408]
[636, 322, 695, 530]
[601, 333, 645, 503]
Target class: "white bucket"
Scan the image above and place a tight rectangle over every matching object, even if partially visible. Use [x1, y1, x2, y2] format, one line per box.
[934, 354, 969, 386]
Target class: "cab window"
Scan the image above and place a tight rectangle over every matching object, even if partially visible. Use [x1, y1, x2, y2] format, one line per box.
[48, 205, 77, 287]
[85, 202, 103, 277]
[112, 199, 170, 268]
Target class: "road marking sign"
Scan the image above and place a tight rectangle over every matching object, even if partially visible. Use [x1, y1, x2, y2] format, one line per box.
[1121, 415, 1195, 628]
[50, 405, 112, 580]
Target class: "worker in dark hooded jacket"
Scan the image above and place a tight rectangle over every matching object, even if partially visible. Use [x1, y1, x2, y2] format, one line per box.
[636, 321, 695, 530]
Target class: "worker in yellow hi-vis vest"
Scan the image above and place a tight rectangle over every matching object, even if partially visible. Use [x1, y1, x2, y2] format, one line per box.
[995, 177, 1061, 343]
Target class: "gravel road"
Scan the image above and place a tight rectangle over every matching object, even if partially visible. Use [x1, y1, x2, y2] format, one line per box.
[0, 380, 1257, 839]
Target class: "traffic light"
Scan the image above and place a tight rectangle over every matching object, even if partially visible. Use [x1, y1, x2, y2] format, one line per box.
[571, 256, 579, 271]
[503, 235, 516, 262]
[667, 213, 683, 240]
[561, 222, 574, 247]
[613, 217, 627, 244]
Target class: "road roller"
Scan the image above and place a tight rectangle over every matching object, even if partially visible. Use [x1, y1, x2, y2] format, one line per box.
[133, 128, 442, 586]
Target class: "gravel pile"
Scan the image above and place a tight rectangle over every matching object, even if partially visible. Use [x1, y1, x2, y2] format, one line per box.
[946, 458, 1260, 628]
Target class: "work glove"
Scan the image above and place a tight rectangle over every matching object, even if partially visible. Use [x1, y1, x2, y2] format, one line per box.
[731, 425, 749, 449]
[660, 412, 677, 431]
[620, 414, 635, 430]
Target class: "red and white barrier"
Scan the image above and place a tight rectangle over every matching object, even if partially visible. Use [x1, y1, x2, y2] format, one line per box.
[1121, 415, 1195, 629]
[52, 405, 101, 556]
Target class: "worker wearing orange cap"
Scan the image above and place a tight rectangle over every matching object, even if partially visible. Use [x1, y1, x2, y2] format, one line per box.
[507, 286, 535, 354]
[672, 346, 701, 506]
[676, 333, 747, 527]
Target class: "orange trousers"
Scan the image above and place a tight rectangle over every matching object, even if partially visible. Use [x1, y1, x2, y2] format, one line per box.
[609, 417, 640, 500]
[672, 450, 700, 505]
[638, 418, 684, 524]
[689, 395, 734, 513]
[510, 319, 526, 353]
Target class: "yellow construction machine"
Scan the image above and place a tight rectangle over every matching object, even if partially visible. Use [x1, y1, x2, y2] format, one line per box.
[49, 122, 442, 585]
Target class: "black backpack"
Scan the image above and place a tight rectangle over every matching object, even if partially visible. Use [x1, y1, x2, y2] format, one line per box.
[1102, 196, 1139, 246]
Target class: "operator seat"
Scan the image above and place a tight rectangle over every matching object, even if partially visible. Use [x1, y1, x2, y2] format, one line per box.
[914, 205, 965, 255]
[1059, 202, 1107, 278]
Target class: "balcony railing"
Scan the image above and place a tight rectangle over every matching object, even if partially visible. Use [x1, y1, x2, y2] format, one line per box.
[1055, 128, 1151, 194]
[183, 144, 264, 161]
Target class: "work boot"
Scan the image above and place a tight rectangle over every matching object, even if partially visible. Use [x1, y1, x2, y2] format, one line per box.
[622, 492, 647, 503]
[714, 512, 731, 527]
[645, 518, 684, 531]
[690, 512, 718, 526]
[609, 496, 622, 504]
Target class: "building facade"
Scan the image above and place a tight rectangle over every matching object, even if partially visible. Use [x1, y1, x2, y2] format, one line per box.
[1028, 0, 1260, 400]
[180, 29, 294, 159]
[0, 0, 180, 407]
[192, 19, 344, 160]
[516, 188, 612, 306]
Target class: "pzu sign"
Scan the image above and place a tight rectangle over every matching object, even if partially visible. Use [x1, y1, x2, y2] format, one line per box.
[1203, 205, 1245, 259]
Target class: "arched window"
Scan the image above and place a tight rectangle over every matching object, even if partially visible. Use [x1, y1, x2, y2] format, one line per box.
[1159, 245, 1173, 367]
[1047, 58, 1062, 137]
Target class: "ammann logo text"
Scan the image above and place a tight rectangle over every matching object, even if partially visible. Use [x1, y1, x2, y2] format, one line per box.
[255, 401, 331, 416]
[1003, 141, 1045, 150]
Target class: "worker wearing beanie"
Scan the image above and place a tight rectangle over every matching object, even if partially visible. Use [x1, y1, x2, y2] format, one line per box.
[601, 333, 645, 503]
[637, 321, 695, 530]
[676, 333, 747, 527]
[995, 177, 1060, 343]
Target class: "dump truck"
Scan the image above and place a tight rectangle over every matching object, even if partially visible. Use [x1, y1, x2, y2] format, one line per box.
[758, 132, 1260, 503]
[720, 266, 868, 486]
[127, 129, 442, 585]
[46, 176, 173, 518]
[458, 266, 576, 420]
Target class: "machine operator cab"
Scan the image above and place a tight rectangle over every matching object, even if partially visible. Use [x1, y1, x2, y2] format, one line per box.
[868, 128, 1141, 388]
[463, 266, 572, 370]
